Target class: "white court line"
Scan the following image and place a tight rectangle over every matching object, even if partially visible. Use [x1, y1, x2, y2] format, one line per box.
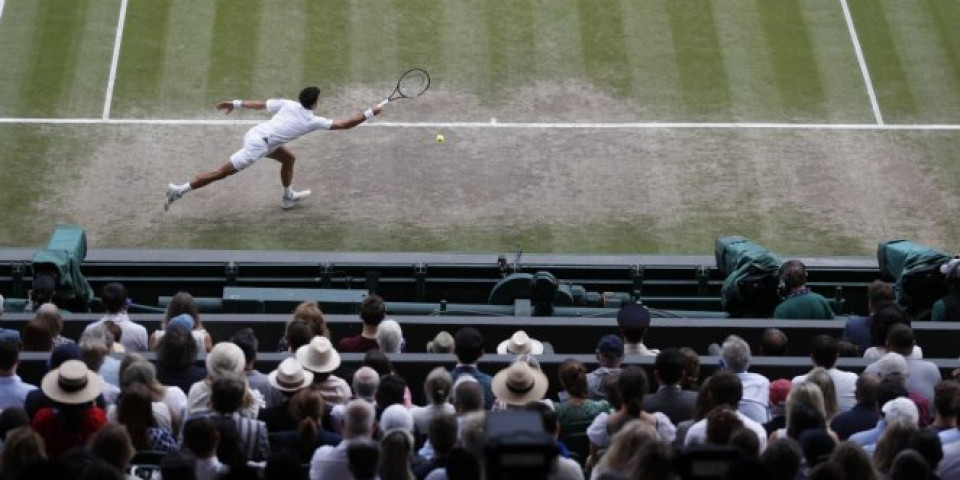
[102, 0, 130, 120]
[0, 0, 6, 22]
[839, 0, 884, 125]
[0, 117, 959, 131]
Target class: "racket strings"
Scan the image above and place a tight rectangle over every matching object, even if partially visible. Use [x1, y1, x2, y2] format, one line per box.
[397, 70, 430, 98]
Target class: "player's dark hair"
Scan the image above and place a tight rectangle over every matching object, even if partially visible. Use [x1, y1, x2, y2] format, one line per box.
[299, 86, 320, 109]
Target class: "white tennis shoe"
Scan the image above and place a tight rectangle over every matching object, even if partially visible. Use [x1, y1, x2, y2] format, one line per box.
[164, 183, 182, 211]
[282, 189, 311, 209]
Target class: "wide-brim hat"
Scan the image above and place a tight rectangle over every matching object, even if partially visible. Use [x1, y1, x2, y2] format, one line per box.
[296, 336, 341, 374]
[427, 331, 455, 353]
[41, 359, 102, 405]
[496, 330, 544, 355]
[268, 357, 314, 392]
[491, 360, 549, 406]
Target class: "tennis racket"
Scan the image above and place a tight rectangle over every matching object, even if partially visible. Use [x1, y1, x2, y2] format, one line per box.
[378, 68, 430, 108]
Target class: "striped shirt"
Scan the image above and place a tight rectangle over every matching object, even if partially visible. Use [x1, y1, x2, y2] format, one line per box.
[211, 412, 269, 462]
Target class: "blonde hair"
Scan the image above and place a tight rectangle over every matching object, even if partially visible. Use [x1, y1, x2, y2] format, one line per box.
[785, 382, 826, 430]
[805, 367, 838, 420]
[291, 301, 330, 338]
[594, 420, 659, 477]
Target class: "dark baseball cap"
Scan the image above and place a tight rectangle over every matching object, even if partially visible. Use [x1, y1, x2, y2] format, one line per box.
[617, 304, 651, 330]
[596, 335, 624, 358]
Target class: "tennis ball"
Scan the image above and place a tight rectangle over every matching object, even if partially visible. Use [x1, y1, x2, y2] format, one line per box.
[435, 133, 445, 144]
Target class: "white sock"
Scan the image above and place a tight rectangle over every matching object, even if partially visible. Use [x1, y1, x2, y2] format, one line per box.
[177, 183, 192, 195]
[284, 186, 294, 197]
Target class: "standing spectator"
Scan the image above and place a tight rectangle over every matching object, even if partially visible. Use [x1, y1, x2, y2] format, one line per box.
[773, 260, 834, 320]
[377, 319, 405, 354]
[844, 280, 895, 354]
[232, 328, 284, 408]
[866, 325, 941, 402]
[932, 258, 960, 321]
[83, 283, 148, 352]
[449, 327, 494, 410]
[760, 328, 789, 356]
[411, 367, 456, 435]
[616, 304, 659, 356]
[831, 374, 882, 440]
[338, 295, 385, 353]
[298, 336, 352, 406]
[793, 335, 858, 413]
[31, 360, 107, 457]
[155, 323, 207, 394]
[0, 338, 37, 409]
[114, 383, 178, 452]
[864, 304, 920, 361]
[552, 359, 609, 463]
[208, 373, 270, 462]
[721, 335, 771, 423]
[150, 292, 213, 352]
[644, 348, 699, 424]
[586, 335, 623, 401]
[35, 303, 74, 348]
[188, 342, 264, 418]
[310, 399, 377, 480]
[259, 357, 315, 433]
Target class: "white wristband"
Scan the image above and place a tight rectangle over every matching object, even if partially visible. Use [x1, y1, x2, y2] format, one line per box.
[363, 108, 374, 120]
[232, 100, 242, 109]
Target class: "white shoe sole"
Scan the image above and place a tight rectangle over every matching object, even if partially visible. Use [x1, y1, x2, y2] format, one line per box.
[281, 189, 312, 209]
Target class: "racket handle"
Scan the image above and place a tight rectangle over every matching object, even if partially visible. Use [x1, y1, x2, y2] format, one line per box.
[378, 98, 390, 108]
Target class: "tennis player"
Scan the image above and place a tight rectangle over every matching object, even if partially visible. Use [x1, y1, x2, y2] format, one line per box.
[164, 87, 382, 210]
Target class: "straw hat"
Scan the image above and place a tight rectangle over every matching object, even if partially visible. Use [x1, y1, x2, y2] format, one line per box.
[491, 361, 549, 406]
[267, 357, 314, 392]
[296, 336, 341, 374]
[41, 359, 103, 405]
[426, 331, 455, 353]
[496, 330, 544, 355]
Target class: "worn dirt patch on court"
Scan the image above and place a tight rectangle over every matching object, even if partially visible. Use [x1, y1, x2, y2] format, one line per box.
[44, 85, 960, 254]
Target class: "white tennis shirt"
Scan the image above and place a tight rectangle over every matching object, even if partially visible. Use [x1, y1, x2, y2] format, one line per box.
[252, 99, 333, 145]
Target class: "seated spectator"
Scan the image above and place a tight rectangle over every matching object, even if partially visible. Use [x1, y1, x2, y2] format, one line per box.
[889, 449, 930, 480]
[844, 280, 895, 354]
[793, 335, 858, 413]
[24, 343, 94, 418]
[88, 423, 136, 475]
[0, 426, 47, 478]
[259, 357, 315, 432]
[586, 335, 623, 401]
[272, 387, 341, 463]
[22, 317, 54, 351]
[298, 336, 351, 406]
[25, 273, 56, 313]
[449, 327, 494, 410]
[310, 399, 377, 480]
[496, 330, 545, 356]
[150, 291, 213, 352]
[31, 360, 107, 457]
[806, 368, 840, 422]
[182, 416, 229, 480]
[491, 360, 550, 410]
[721, 335, 770, 423]
[411, 367, 456, 436]
[773, 260, 834, 320]
[426, 331, 454, 354]
[35, 303, 74, 348]
[380, 428, 415, 480]
[831, 374, 881, 441]
[730, 427, 761, 458]
[0, 407, 30, 446]
[864, 304, 920, 361]
[232, 328, 284, 408]
[588, 366, 675, 451]
[930, 380, 958, 441]
[706, 406, 744, 446]
[154, 323, 207, 397]
[683, 372, 768, 451]
[525, 402, 585, 480]
[761, 437, 804, 480]
[644, 348, 698, 424]
[376, 374, 410, 417]
[852, 397, 919, 451]
[159, 451, 198, 480]
[679, 347, 702, 391]
[616, 304, 658, 356]
[552, 359, 609, 463]
[828, 441, 878, 480]
[208, 373, 269, 462]
[82, 282, 149, 352]
[413, 414, 457, 480]
[869, 325, 940, 402]
[863, 352, 931, 426]
[377, 319, 405, 353]
[113, 383, 178, 452]
[78, 327, 121, 399]
[769, 383, 833, 445]
[591, 420, 659, 479]
[933, 258, 960, 322]
[339, 295, 386, 353]
[764, 379, 792, 435]
[280, 301, 331, 351]
[364, 350, 413, 408]
[760, 328, 789, 356]
[379, 404, 415, 436]
[347, 438, 381, 480]
[872, 419, 918, 473]
[0, 338, 37, 409]
[798, 429, 836, 474]
[188, 342, 264, 418]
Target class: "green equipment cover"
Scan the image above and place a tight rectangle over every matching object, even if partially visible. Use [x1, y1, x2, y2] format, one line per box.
[31, 224, 93, 311]
[716, 236, 782, 318]
[877, 239, 950, 319]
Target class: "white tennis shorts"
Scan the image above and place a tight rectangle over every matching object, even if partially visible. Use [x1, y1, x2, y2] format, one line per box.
[229, 129, 278, 171]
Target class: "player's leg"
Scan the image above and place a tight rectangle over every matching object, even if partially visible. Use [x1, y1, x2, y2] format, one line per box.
[268, 146, 311, 209]
[190, 162, 237, 189]
[165, 131, 263, 211]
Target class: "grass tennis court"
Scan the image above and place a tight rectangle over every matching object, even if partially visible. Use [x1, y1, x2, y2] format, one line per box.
[0, 0, 959, 255]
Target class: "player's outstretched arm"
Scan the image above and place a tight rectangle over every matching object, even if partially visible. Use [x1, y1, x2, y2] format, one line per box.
[330, 103, 383, 130]
[216, 100, 267, 114]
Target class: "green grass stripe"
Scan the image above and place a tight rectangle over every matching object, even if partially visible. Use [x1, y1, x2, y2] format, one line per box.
[393, 0, 443, 81]
[617, 0, 682, 120]
[576, 0, 632, 99]
[302, 0, 350, 94]
[347, 0, 395, 85]
[112, 0, 173, 117]
[529, 0, 584, 82]
[16, 0, 91, 117]
[846, 0, 916, 120]
[437, 1, 489, 97]
[0, 0, 43, 115]
[710, 1, 779, 121]
[206, 0, 262, 99]
[249, 1, 305, 98]
[755, 0, 826, 119]
[664, 0, 732, 119]
[152, 0, 216, 117]
[482, 0, 537, 102]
